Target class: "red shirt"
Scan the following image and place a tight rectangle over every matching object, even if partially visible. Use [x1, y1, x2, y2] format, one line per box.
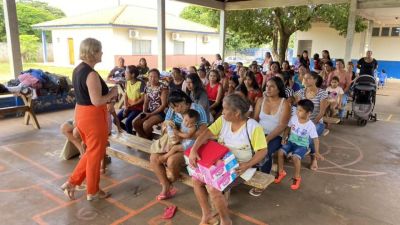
[206, 83, 220, 101]
[255, 72, 263, 88]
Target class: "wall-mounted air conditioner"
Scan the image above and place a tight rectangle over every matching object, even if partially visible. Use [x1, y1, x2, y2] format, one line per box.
[128, 30, 140, 39]
[202, 35, 209, 43]
[171, 32, 180, 41]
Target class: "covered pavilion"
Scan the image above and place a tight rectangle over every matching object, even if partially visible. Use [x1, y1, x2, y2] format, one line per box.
[3, 0, 400, 77]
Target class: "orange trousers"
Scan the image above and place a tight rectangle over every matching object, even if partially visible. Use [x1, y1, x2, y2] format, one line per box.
[69, 104, 109, 195]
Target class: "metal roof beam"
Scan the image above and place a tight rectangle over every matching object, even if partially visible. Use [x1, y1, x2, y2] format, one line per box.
[225, 0, 348, 10]
[171, 0, 225, 10]
[358, 0, 400, 9]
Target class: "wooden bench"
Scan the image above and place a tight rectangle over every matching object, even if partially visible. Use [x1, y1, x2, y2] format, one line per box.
[0, 92, 40, 129]
[107, 133, 275, 190]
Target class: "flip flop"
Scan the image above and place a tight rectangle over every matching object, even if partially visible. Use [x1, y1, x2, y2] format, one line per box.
[161, 205, 177, 219]
[157, 187, 177, 201]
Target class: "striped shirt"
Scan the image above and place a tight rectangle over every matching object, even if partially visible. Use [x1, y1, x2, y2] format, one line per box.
[295, 88, 328, 122]
[165, 103, 208, 128]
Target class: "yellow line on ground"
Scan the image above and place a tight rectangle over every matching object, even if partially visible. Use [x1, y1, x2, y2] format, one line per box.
[386, 114, 393, 121]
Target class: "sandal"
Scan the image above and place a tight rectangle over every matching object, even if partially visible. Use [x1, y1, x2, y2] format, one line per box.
[249, 187, 263, 197]
[87, 189, 111, 201]
[199, 215, 220, 225]
[61, 181, 76, 200]
[156, 187, 177, 201]
[162, 205, 177, 219]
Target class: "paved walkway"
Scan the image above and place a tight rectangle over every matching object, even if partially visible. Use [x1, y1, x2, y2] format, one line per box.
[0, 81, 399, 225]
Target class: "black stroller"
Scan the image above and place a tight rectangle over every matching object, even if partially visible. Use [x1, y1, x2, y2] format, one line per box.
[346, 75, 377, 126]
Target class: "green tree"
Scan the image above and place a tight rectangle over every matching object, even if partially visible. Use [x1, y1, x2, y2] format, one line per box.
[19, 34, 40, 62]
[181, 4, 367, 62]
[0, 1, 65, 42]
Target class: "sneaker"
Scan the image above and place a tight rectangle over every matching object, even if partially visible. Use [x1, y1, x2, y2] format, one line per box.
[274, 170, 287, 184]
[322, 129, 330, 136]
[290, 177, 302, 190]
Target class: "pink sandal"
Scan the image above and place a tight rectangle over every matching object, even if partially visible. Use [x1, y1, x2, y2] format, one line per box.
[162, 205, 177, 219]
[156, 187, 177, 201]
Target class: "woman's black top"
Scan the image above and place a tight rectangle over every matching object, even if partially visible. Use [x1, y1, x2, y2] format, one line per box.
[138, 66, 149, 75]
[73, 62, 108, 105]
[357, 58, 378, 76]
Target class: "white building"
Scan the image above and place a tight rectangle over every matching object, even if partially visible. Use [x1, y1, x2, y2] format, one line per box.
[33, 5, 219, 70]
[294, 22, 400, 78]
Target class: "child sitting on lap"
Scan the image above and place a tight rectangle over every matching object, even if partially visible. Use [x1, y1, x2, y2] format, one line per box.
[275, 99, 324, 190]
[326, 76, 344, 118]
[162, 109, 199, 160]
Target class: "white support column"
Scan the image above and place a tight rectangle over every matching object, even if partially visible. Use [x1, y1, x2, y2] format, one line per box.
[219, 9, 226, 61]
[359, 20, 373, 57]
[364, 20, 373, 53]
[3, 0, 23, 79]
[344, 0, 357, 63]
[157, 0, 166, 71]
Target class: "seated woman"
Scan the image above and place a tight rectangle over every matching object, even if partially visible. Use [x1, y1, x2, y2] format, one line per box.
[241, 71, 262, 108]
[107, 57, 126, 84]
[117, 65, 145, 134]
[217, 65, 229, 91]
[294, 72, 328, 170]
[133, 69, 168, 139]
[137, 58, 149, 75]
[250, 77, 291, 196]
[189, 94, 268, 225]
[226, 76, 239, 96]
[150, 90, 208, 201]
[262, 61, 281, 89]
[169, 67, 187, 92]
[186, 73, 210, 123]
[206, 69, 223, 118]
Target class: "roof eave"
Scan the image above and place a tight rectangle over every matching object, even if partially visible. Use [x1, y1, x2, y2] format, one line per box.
[32, 24, 218, 35]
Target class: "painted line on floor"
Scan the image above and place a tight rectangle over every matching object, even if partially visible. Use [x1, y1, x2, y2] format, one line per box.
[106, 197, 135, 214]
[2, 146, 63, 179]
[386, 114, 393, 121]
[33, 185, 66, 206]
[109, 199, 159, 225]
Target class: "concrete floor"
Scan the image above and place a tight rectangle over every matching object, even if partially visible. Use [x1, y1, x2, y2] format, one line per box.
[1, 81, 399, 225]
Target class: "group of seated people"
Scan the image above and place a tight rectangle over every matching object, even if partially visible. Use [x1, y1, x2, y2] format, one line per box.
[63, 49, 364, 225]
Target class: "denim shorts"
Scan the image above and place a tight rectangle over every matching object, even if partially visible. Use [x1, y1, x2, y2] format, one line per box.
[281, 141, 308, 159]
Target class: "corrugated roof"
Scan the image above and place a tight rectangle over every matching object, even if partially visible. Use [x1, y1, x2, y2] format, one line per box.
[32, 5, 217, 34]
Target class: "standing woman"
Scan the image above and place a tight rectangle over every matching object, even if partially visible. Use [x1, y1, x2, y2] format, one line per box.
[300, 50, 310, 69]
[295, 72, 328, 171]
[262, 52, 273, 74]
[212, 54, 223, 68]
[61, 38, 118, 201]
[250, 77, 291, 196]
[137, 58, 149, 75]
[133, 69, 168, 139]
[357, 50, 378, 76]
[321, 50, 331, 64]
[186, 73, 210, 123]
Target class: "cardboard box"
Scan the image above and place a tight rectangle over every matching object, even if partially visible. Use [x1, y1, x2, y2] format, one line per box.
[185, 151, 239, 191]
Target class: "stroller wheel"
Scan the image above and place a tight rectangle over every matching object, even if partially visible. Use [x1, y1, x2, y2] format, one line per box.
[346, 111, 350, 119]
[360, 119, 367, 126]
[374, 113, 377, 122]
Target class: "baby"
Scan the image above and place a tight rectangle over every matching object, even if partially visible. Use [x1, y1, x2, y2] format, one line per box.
[163, 109, 199, 159]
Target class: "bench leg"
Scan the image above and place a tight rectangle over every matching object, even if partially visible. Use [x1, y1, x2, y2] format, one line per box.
[28, 109, 40, 129]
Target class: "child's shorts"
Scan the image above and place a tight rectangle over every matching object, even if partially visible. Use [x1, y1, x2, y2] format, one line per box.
[280, 141, 308, 159]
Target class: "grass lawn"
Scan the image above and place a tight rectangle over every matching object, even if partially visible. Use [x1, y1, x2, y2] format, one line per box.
[0, 62, 109, 83]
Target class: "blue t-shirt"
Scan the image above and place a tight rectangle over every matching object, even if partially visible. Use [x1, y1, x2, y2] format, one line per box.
[165, 103, 208, 128]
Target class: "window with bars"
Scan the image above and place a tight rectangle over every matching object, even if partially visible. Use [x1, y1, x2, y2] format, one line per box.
[132, 40, 151, 55]
[372, 27, 380, 37]
[391, 27, 400, 37]
[173, 41, 185, 55]
[381, 27, 390, 36]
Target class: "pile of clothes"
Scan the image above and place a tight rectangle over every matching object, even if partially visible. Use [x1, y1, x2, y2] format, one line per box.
[2, 69, 72, 98]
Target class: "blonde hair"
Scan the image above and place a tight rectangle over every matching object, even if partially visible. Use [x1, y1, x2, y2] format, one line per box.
[79, 38, 102, 61]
